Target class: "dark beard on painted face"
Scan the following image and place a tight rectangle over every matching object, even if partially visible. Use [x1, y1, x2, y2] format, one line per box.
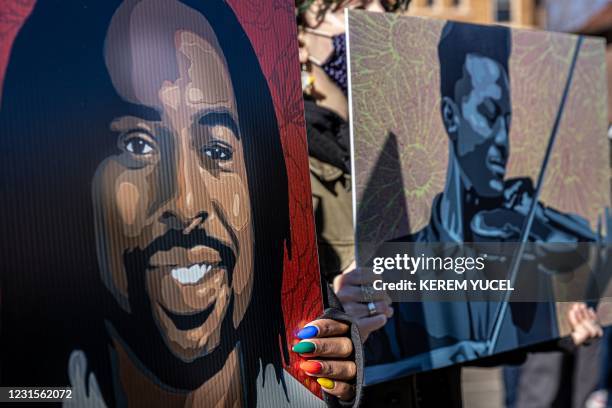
[105, 228, 239, 391]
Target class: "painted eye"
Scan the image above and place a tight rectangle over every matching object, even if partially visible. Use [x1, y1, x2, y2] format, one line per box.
[124, 133, 155, 155]
[203, 143, 233, 161]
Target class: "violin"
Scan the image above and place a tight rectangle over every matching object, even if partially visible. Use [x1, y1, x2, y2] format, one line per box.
[469, 178, 595, 274]
[470, 178, 596, 243]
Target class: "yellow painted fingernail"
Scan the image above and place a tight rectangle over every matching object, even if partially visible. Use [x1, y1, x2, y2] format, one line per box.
[317, 377, 335, 390]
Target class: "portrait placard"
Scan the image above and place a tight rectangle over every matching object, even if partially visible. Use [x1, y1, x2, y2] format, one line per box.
[347, 10, 612, 383]
[0, 1, 324, 406]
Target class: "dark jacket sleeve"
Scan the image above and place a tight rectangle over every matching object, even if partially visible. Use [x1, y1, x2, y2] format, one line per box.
[321, 285, 364, 408]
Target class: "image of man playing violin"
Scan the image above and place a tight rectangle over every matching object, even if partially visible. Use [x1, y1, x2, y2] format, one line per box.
[364, 21, 604, 374]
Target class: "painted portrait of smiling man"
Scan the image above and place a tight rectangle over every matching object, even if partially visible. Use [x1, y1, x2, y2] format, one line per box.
[0, 0, 329, 406]
[93, 1, 256, 363]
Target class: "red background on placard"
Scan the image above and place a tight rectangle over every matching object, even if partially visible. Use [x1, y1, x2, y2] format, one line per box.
[0, 0, 323, 396]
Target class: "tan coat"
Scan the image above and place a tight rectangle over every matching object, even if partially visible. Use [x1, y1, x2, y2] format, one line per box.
[310, 156, 355, 279]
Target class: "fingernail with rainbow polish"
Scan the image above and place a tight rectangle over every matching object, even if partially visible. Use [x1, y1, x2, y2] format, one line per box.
[317, 378, 335, 390]
[300, 360, 322, 374]
[292, 341, 315, 354]
[297, 325, 319, 339]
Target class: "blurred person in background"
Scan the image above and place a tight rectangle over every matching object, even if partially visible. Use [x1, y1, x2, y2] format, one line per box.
[296, 0, 408, 341]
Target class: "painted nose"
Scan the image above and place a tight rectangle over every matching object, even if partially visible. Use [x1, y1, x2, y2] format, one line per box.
[494, 117, 509, 159]
[160, 142, 211, 231]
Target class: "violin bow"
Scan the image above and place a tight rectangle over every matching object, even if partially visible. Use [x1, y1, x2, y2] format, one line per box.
[486, 36, 584, 355]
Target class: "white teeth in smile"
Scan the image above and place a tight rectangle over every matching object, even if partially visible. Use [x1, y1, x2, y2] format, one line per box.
[171, 264, 213, 284]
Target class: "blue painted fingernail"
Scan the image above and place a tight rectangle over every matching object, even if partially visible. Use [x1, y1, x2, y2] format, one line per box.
[297, 325, 319, 339]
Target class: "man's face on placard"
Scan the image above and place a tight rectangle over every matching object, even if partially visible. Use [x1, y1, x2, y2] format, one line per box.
[91, 1, 254, 362]
[446, 54, 511, 198]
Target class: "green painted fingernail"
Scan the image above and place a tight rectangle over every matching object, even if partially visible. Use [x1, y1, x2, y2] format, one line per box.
[292, 341, 315, 354]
